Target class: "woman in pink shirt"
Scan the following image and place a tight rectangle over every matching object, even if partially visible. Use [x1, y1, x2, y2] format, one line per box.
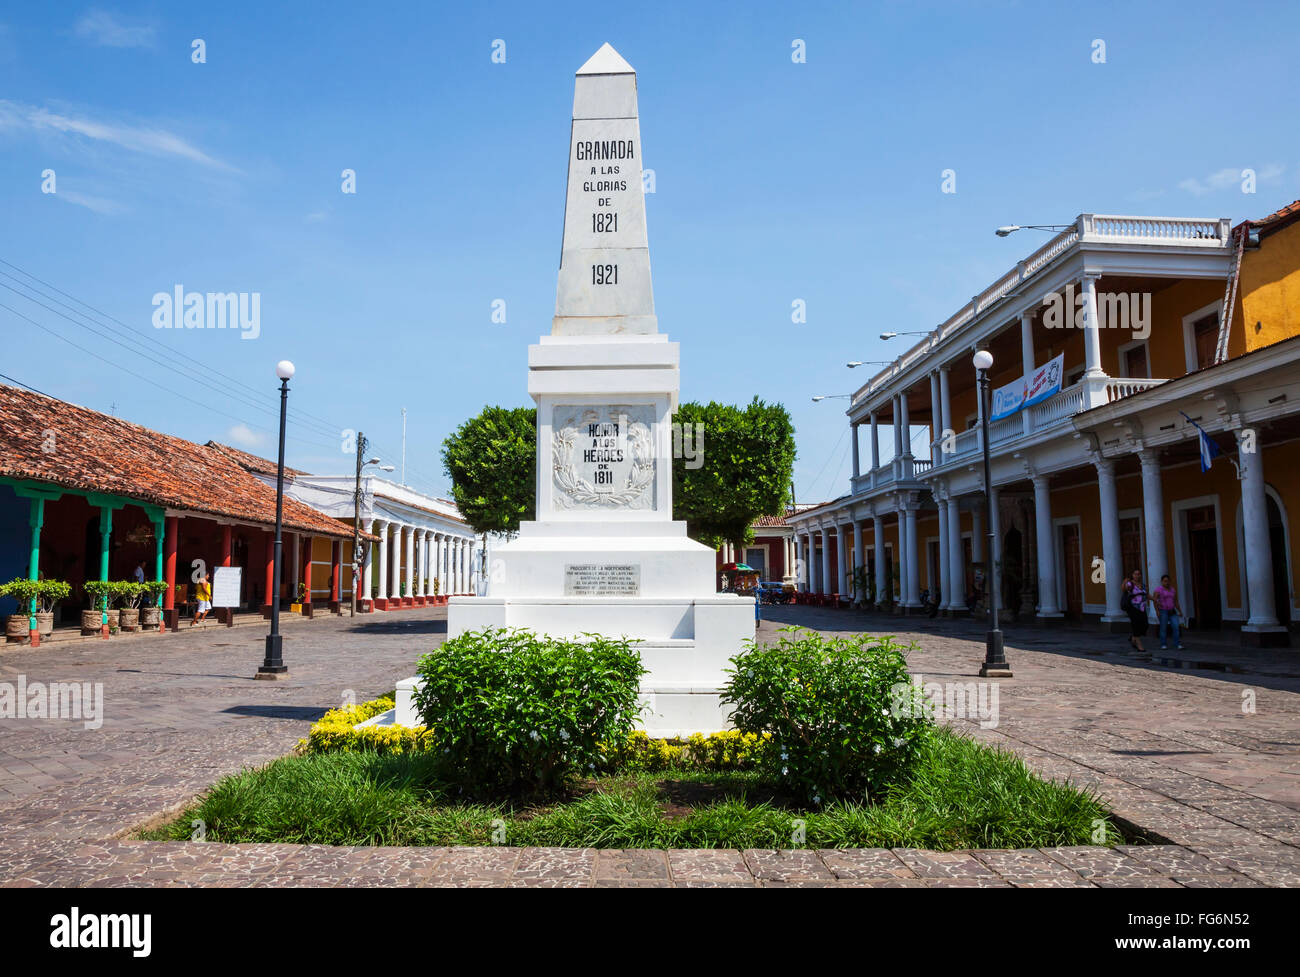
[1152, 574, 1184, 650]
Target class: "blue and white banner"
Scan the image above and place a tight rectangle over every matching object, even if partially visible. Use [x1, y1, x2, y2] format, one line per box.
[989, 354, 1064, 421]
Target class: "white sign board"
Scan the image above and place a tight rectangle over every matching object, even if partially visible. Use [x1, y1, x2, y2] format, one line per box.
[211, 566, 242, 608]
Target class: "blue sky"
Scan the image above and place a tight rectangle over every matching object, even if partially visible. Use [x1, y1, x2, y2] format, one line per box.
[1, 1, 1296, 505]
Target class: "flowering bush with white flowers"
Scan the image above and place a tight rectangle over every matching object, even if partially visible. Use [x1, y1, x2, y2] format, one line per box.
[722, 628, 930, 804]
[413, 628, 644, 800]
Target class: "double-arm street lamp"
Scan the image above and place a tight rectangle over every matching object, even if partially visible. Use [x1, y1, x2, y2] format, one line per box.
[258, 360, 295, 680]
[973, 349, 1012, 678]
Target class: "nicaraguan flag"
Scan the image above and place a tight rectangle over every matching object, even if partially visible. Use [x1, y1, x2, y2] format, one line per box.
[1179, 411, 1222, 473]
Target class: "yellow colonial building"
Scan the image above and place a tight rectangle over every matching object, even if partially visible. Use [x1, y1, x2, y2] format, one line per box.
[790, 202, 1300, 647]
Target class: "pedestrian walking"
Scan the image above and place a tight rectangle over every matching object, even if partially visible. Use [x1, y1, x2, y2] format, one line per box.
[192, 572, 212, 627]
[1152, 574, 1184, 650]
[1121, 568, 1150, 652]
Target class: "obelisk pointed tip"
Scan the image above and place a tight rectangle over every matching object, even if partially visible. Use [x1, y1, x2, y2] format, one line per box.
[577, 42, 635, 75]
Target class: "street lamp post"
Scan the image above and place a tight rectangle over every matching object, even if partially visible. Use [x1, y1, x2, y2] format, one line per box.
[350, 434, 393, 617]
[973, 349, 1012, 678]
[258, 360, 295, 680]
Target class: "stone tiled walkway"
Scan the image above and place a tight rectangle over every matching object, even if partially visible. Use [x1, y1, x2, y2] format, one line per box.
[1, 605, 1297, 887]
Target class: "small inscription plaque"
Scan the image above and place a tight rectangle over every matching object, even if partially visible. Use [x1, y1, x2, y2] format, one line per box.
[564, 563, 641, 596]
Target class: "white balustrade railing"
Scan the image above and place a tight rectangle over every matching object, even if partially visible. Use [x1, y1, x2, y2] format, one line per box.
[986, 413, 1022, 446]
[1028, 384, 1086, 428]
[1105, 377, 1167, 403]
[950, 427, 980, 459]
[1081, 215, 1230, 246]
[912, 458, 933, 475]
[852, 214, 1228, 407]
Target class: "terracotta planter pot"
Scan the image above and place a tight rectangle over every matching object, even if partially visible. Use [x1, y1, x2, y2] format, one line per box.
[6, 614, 27, 642]
[140, 606, 160, 628]
[119, 608, 140, 631]
[35, 611, 53, 636]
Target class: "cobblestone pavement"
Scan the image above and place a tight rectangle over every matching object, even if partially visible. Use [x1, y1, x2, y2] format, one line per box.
[1, 605, 1297, 887]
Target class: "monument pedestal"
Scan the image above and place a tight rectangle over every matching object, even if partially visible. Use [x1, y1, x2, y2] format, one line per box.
[433, 43, 754, 736]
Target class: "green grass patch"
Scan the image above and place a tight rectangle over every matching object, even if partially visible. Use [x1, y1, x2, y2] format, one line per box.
[140, 727, 1123, 850]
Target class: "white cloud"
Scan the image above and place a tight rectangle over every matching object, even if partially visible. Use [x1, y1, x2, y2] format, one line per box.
[73, 9, 156, 49]
[55, 189, 126, 215]
[225, 423, 266, 449]
[0, 99, 234, 171]
[1179, 163, 1284, 197]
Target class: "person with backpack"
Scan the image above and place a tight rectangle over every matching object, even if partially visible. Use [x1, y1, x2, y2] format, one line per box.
[1121, 568, 1149, 652]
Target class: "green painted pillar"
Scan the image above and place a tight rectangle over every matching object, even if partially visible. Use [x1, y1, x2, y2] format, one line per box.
[99, 506, 112, 623]
[153, 517, 165, 606]
[28, 498, 44, 628]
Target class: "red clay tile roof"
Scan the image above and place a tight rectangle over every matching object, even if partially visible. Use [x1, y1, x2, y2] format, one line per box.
[753, 513, 790, 528]
[205, 441, 307, 478]
[0, 384, 359, 539]
[1252, 199, 1300, 229]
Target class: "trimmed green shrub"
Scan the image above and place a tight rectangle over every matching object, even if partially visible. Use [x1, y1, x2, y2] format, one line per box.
[603, 730, 771, 772]
[413, 628, 645, 799]
[83, 580, 113, 610]
[723, 627, 931, 804]
[0, 578, 39, 614]
[142, 580, 168, 606]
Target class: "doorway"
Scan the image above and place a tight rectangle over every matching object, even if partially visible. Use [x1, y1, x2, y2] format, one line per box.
[1060, 523, 1083, 619]
[1186, 505, 1222, 628]
[1267, 495, 1291, 627]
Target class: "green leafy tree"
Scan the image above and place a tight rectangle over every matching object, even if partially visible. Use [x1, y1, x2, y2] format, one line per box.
[672, 398, 796, 550]
[441, 398, 795, 551]
[441, 405, 537, 536]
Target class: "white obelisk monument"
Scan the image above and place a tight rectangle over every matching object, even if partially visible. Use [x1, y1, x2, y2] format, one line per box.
[445, 42, 754, 735]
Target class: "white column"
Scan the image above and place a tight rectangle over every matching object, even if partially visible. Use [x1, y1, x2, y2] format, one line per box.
[899, 391, 912, 478]
[1020, 311, 1035, 436]
[451, 538, 460, 594]
[792, 535, 803, 588]
[362, 519, 375, 603]
[390, 526, 402, 600]
[947, 498, 964, 612]
[1138, 450, 1167, 617]
[937, 490, 950, 608]
[377, 521, 389, 602]
[853, 520, 865, 601]
[1239, 430, 1284, 638]
[892, 395, 903, 468]
[939, 367, 952, 451]
[819, 528, 831, 595]
[1096, 458, 1124, 623]
[404, 526, 415, 600]
[904, 504, 920, 607]
[836, 524, 848, 595]
[851, 423, 860, 479]
[462, 539, 471, 593]
[424, 531, 434, 595]
[872, 514, 886, 606]
[414, 532, 424, 597]
[1033, 475, 1061, 617]
[869, 411, 880, 471]
[437, 534, 447, 595]
[929, 371, 942, 463]
[1081, 275, 1103, 377]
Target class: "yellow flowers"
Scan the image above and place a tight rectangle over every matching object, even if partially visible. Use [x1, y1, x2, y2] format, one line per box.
[299, 699, 770, 771]
[298, 696, 434, 756]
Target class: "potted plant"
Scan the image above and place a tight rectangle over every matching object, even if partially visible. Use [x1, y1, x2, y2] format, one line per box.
[118, 581, 144, 631]
[1, 578, 39, 642]
[34, 580, 69, 637]
[82, 581, 116, 635]
[140, 581, 167, 628]
[291, 581, 305, 614]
